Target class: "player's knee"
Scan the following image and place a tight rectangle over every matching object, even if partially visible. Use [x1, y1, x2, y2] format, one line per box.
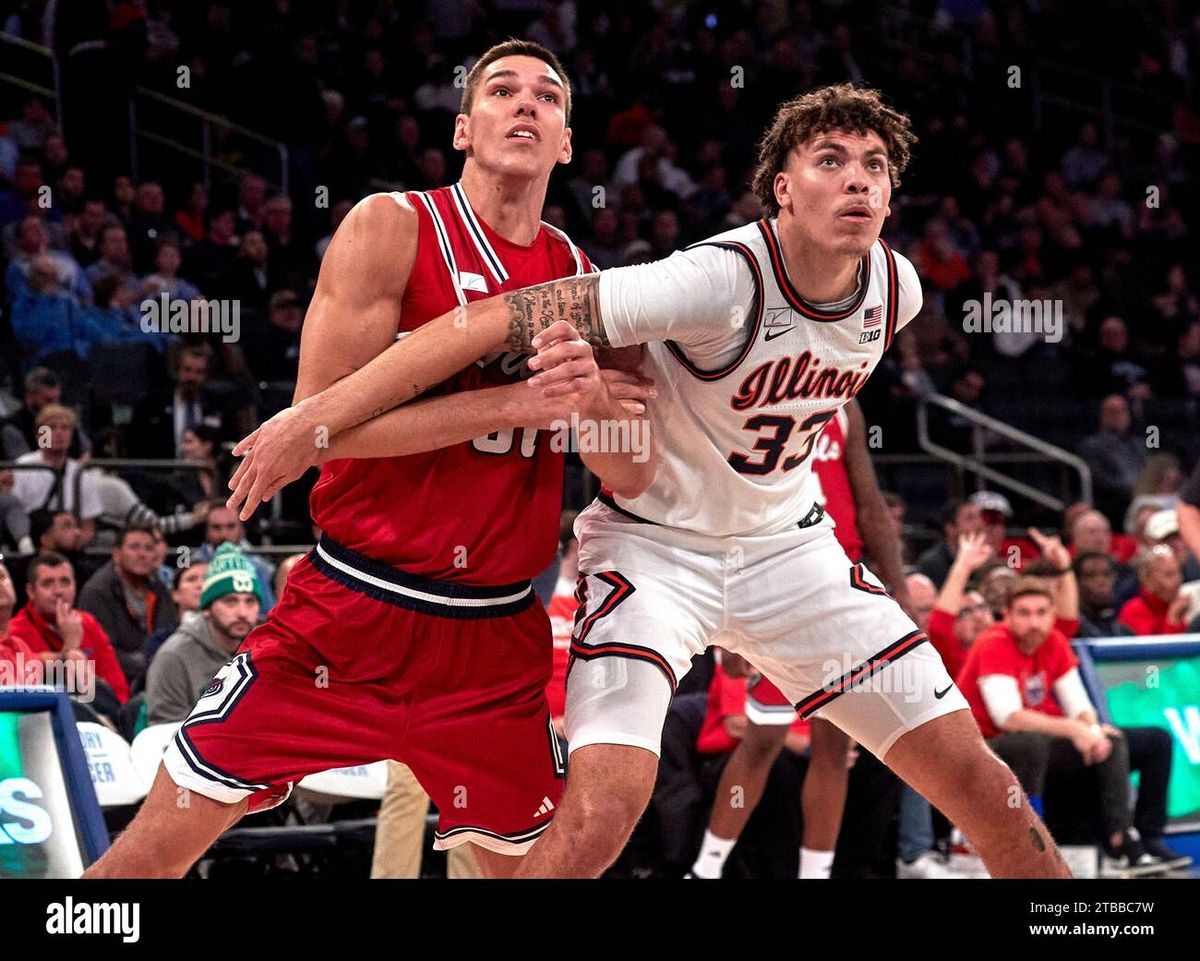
[740, 723, 788, 761]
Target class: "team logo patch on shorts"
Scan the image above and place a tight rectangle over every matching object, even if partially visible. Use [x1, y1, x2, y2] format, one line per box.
[204, 676, 225, 697]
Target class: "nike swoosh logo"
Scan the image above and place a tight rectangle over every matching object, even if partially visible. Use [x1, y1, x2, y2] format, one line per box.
[764, 326, 794, 341]
[934, 683, 953, 699]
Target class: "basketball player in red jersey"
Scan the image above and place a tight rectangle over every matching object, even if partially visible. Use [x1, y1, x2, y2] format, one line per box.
[691, 399, 913, 878]
[86, 40, 654, 878]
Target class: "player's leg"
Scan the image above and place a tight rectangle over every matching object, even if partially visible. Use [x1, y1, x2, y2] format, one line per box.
[735, 524, 1069, 878]
[513, 505, 716, 877]
[692, 674, 792, 878]
[883, 710, 1070, 877]
[692, 720, 789, 877]
[516, 741, 660, 878]
[800, 718, 851, 878]
[85, 766, 248, 878]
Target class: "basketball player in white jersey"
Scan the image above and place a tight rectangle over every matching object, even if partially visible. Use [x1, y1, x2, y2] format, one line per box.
[228, 84, 1070, 878]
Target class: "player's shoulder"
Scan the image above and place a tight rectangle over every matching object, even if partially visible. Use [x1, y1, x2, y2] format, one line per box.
[685, 218, 764, 253]
[345, 191, 419, 236]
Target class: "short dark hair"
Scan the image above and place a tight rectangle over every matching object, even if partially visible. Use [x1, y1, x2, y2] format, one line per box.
[1023, 559, 1063, 578]
[751, 83, 916, 217]
[1072, 551, 1114, 577]
[460, 39, 573, 123]
[29, 508, 73, 547]
[27, 551, 72, 586]
[173, 561, 205, 590]
[24, 367, 59, 393]
[1006, 578, 1054, 609]
[116, 523, 158, 547]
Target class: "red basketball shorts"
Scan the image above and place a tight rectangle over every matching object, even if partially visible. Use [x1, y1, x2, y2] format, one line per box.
[162, 537, 565, 854]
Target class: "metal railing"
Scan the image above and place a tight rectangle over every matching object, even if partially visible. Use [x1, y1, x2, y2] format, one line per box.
[0, 31, 60, 118]
[129, 86, 290, 194]
[916, 392, 1093, 513]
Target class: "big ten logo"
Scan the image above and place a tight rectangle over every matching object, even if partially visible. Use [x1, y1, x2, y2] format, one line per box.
[0, 778, 53, 844]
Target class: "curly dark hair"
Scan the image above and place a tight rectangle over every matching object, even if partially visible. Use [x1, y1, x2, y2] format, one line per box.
[751, 83, 917, 217]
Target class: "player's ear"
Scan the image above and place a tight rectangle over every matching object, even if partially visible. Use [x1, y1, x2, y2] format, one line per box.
[773, 171, 791, 213]
[452, 113, 471, 152]
[557, 126, 573, 166]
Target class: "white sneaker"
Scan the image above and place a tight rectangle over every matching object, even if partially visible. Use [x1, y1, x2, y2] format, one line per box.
[896, 851, 957, 879]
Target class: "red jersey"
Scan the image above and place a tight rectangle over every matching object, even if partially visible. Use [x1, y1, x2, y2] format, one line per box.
[956, 623, 1077, 739]
[309, 184, 594, 584]
[811, 407, 862, 561]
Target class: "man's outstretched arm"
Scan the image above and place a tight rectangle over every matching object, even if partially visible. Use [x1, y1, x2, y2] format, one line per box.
[225, 274, 609, 518]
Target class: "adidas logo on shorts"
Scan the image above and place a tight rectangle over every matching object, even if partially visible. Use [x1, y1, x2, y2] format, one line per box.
[534, 796, 556, 818]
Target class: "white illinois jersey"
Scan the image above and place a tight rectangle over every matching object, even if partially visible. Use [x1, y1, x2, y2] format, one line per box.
[597, 216, 921, 537]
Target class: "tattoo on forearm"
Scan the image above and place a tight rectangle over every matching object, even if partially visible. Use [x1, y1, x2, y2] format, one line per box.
[503, 275, 606, 352]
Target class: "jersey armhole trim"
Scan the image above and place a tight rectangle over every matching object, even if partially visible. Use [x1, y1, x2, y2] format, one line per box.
[881, 239, 900, 350]
[664, 240, 763, 381]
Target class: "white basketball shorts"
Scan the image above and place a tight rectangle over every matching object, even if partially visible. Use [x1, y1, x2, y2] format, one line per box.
[564, 499, 969, 760]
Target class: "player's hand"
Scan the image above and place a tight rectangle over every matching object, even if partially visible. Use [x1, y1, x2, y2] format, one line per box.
[56, 598, 84, 651]
[599, 368, 656, 416]
[527, 320, 604, 411]
[954, 530, 994, 571]
[227, 403, 323, 521]
[1026, 527, 1069, 569]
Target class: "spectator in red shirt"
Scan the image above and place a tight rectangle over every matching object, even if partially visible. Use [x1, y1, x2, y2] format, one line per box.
[8, 552, 130, 712]
[957, 579, 1185, 872]
[929, 532, 997, 678]
[1117, 545, 1190, 635]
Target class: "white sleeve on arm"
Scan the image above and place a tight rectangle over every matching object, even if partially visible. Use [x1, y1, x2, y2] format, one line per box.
[1053, 667, 1096, 719]
[978, 674, 1023, 731]
[598, 245, 754, 354]
[892, 251, 923, 335]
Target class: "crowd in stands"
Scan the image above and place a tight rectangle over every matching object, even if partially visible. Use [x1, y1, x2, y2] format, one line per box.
[1, 0, 1199, 876]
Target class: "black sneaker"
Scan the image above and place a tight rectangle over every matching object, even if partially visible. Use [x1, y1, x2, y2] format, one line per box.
[1142, 837, 1193, 872]
[1100, 832, 1164, 878]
